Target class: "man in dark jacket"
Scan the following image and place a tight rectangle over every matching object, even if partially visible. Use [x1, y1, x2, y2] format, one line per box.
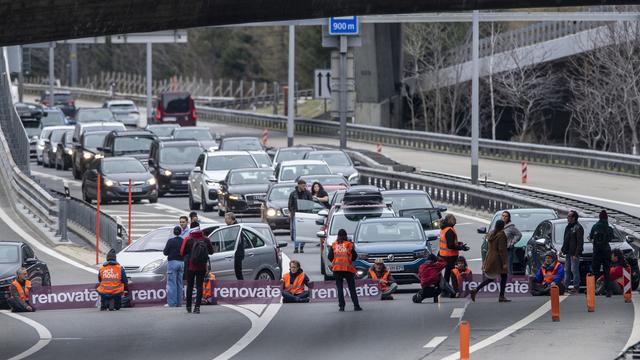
[164, 226, 185, 307]
[561, 210, 584, 294]
[288, 179, 313, 253]
[590, 210, 615, 297]
[413, 254, 447, 303]
[224, 212, 244, 280]
[180, 227, 214, 313]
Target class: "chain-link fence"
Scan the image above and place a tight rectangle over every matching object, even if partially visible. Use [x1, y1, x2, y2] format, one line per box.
[0, 48, 30, 173]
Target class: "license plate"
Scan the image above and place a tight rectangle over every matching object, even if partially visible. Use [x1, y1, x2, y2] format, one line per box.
[131, 188, 144, 193]
[20, 112, 31, 117]
[181, 180, 189, 185]
[163, 116, 177, 122]
[387, 264, 404, 272]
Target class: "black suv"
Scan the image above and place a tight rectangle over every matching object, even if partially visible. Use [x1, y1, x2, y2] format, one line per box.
[39, 90, 76, 118]
[99, 130, 157, 167]
[0, 241, 51, 309]
[148, 139, 203, 196]
[72, 130, 110, 179]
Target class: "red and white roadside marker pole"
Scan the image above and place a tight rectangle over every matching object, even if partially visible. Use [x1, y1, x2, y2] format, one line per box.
[95, 175, 101, 265]
[521, 161, 528, 184]
[262, 128, 268, 146]
[376, 143, 382, 153]
[624, 266, 632, 303]
[128, 178, 132, 246]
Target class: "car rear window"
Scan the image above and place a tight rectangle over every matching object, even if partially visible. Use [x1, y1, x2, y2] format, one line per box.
[163, 94, 191, 113]
[0, 244, 19, 263]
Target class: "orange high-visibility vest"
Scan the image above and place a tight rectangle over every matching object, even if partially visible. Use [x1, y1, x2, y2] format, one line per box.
[368, 269, 390, 292]
[203, 272, 216, 299]
[97, 264, 125, 295]
[283, 272, 306, 295]
[331, 241, 356, 273]
[439, 227, 459, 257]
[11, 280, 31, 301]
[452, 268, 472, 289]
[541, 262, 560, 284]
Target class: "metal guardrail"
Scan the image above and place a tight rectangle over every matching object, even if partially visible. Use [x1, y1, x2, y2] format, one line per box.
[64, 195, 125, 252]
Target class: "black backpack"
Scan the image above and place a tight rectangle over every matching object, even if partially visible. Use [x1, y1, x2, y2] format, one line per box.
[191, 239, 209, 265]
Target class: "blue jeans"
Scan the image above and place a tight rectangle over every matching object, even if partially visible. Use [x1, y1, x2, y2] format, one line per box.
[564, 255, 580, 289]
[167, 260, 184, 307]
[291, 216, 304, 250]
[282, 291, 309, 303]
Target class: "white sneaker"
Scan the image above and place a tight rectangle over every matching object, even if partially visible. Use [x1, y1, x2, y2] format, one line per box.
[164, 304, 170, 307]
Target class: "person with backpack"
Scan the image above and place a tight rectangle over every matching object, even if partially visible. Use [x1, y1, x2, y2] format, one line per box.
[590, 210, 615, 297]
[180, 226, 214, 314]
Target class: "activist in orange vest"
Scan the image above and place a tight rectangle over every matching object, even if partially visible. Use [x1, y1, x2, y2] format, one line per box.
[451, 256, 472, 297]
[202, 271, 216, 305]
[367, 259, 397, 300]
[97, 249, 128, 311]
[8, 267, 35, 313]
[532, 251, 566, 296]
[282, 260, 310, 303]
[438, 214, 469, 298]
[328, 229, 362, 312]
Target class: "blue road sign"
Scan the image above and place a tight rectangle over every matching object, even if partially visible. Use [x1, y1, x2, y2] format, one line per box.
[329, 16, 359, 35]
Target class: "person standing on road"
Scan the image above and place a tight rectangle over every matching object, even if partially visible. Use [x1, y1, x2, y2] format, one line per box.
[590, 210, 615, 297]
[367, 258, 398, 300]
[311, 182, 330, 208]
[502, 211, 522, 275]
[282, 260, 310, 303]
[225, 212, 244, 280]
[288, 179, 313, 254]
[471, 220, 510, 302]
[97, 249, 128, 311]
[328, 229, 362, 312]
[532, 252, 566, 296]
[7, 268, 35, 313]
[561, 210, 584, 294]
[413, 254, 446, 304]
[189, 211, 200, 229]
[179, 216, 190, 238]
[180, 226, 214, 314]
[438, 214, 469, 297]
[164, 226, 185, 307]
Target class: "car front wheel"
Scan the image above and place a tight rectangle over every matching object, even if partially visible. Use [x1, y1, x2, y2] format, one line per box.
[256, 270, 274, 281]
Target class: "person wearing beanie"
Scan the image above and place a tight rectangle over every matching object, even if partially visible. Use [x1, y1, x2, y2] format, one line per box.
[414, 253, 446, 303]
[590, 209, 615, 297]
[328, 229, 362, 312]
[97, 249, 128, 311]
[164, 226, 186, 307]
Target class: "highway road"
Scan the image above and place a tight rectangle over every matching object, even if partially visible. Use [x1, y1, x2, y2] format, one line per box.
[3, 97, 639, 359]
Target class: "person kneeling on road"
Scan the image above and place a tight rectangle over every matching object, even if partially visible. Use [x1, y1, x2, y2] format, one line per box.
[451, 256, 472, 298]
[8, 267, 35, 313]
[97, 249, 128, 311]
[367, 258, 398, 300]
[596, 249, 629, 296]
[413, 254, 446, 304]
[282, 260, 310, 303]
[532, 251, 565, 296]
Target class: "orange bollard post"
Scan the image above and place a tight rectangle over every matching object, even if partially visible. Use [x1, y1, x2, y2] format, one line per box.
[586, 273, 596, 312]
[460, 321, 470, 360]
[128, 178, 132, 246]
[96, 175, 101, 265]
[550, 285, 560, 321]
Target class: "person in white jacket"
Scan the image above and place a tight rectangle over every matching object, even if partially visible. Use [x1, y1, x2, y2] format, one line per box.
[502, 211, 522, 275]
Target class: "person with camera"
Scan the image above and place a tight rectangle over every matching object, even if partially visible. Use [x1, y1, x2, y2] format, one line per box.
[438, 214, 470, 297]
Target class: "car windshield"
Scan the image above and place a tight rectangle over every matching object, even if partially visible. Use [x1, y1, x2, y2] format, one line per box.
[357, 221, 424, 243]
[163, 94, 190, 113]
[41, 113, 66, 127]
[229, 170, 273, 185]
[126, 228, 173, 252]
[329, 211, 390, 235]
[102, 159, 146, 174]
[553, 220, 623, 244]
[276, 149, 312, 163]
[206, 155, 256, 171]
[109, 103, 137, 112]
[39, 128, 53, 140]
[301, 176, 348, 186]
[384, 194, 435, 212]
[251, 153, 272, 168]
[113, 137, 154, 155]
[173, 129, 213, 141]
[50, 129, 67, 143]
[268, 186, 292, 201]
[280, 164, 331, 181]
[149, 126, 178, 137]
[0, 244, 19, 263]
[160, 146, 202, 165]
[84, 133, 107, 149]
[491, 211, 557, 232]
[222, 139, 262, 151]
[77, 109, 115, 123]
[306, 152, 351, 166]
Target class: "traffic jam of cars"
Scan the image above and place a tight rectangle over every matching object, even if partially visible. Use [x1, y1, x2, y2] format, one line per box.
[5, 88, 639, 310]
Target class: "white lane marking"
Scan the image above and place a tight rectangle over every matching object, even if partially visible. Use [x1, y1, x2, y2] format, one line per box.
[423, 336, 448, 349]
[622, 296, 640, 353]
[446, 211, 490, 225]
[467, 258, 482, 262]
[513, 183, 640, 209]
[1, 310, 52, 360]
[213, 303, 282, 360]
[0, 206, 97, 274]
[151, 202, 218, 223]
[440, 296, 568, 360]
[450, 307, 465, 318]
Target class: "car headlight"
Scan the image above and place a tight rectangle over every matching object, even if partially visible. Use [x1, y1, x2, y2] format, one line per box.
[141, 259, 164, 273]
[104, 178, 118, 187]
[83, 151, 94, 160]
[356, 269, 365, 278]
[0, 276, 15, 286]
[348, 172, 360, 182]
[66, 148, 73, 155]
[228, 194, 241, 201]
[162, 169, 172, 177]
[95, 154, 104, 159]
[266, 208, 277, 217]
[37, 144, 45, 150]
[147, 178, 157, 186]
[52, 147, 57, 153]
[414, 249, 427, 258]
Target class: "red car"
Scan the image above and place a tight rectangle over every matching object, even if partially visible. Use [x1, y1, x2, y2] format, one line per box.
[153, 92, 197, 126]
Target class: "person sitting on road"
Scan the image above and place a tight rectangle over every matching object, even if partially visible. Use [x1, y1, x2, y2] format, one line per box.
[97, 249, 128, 311]
[596, 248, 629, 296]
[311, 182, 330, 208]
[532, 251, 565, 296]
[451, 256, 472, 298]
[282, 260, 310, 303]
[202, 270, 216, 305]
[413, 254, 447, 304]
[367, 258, 398, 300]
[8, 267, 35, 313]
